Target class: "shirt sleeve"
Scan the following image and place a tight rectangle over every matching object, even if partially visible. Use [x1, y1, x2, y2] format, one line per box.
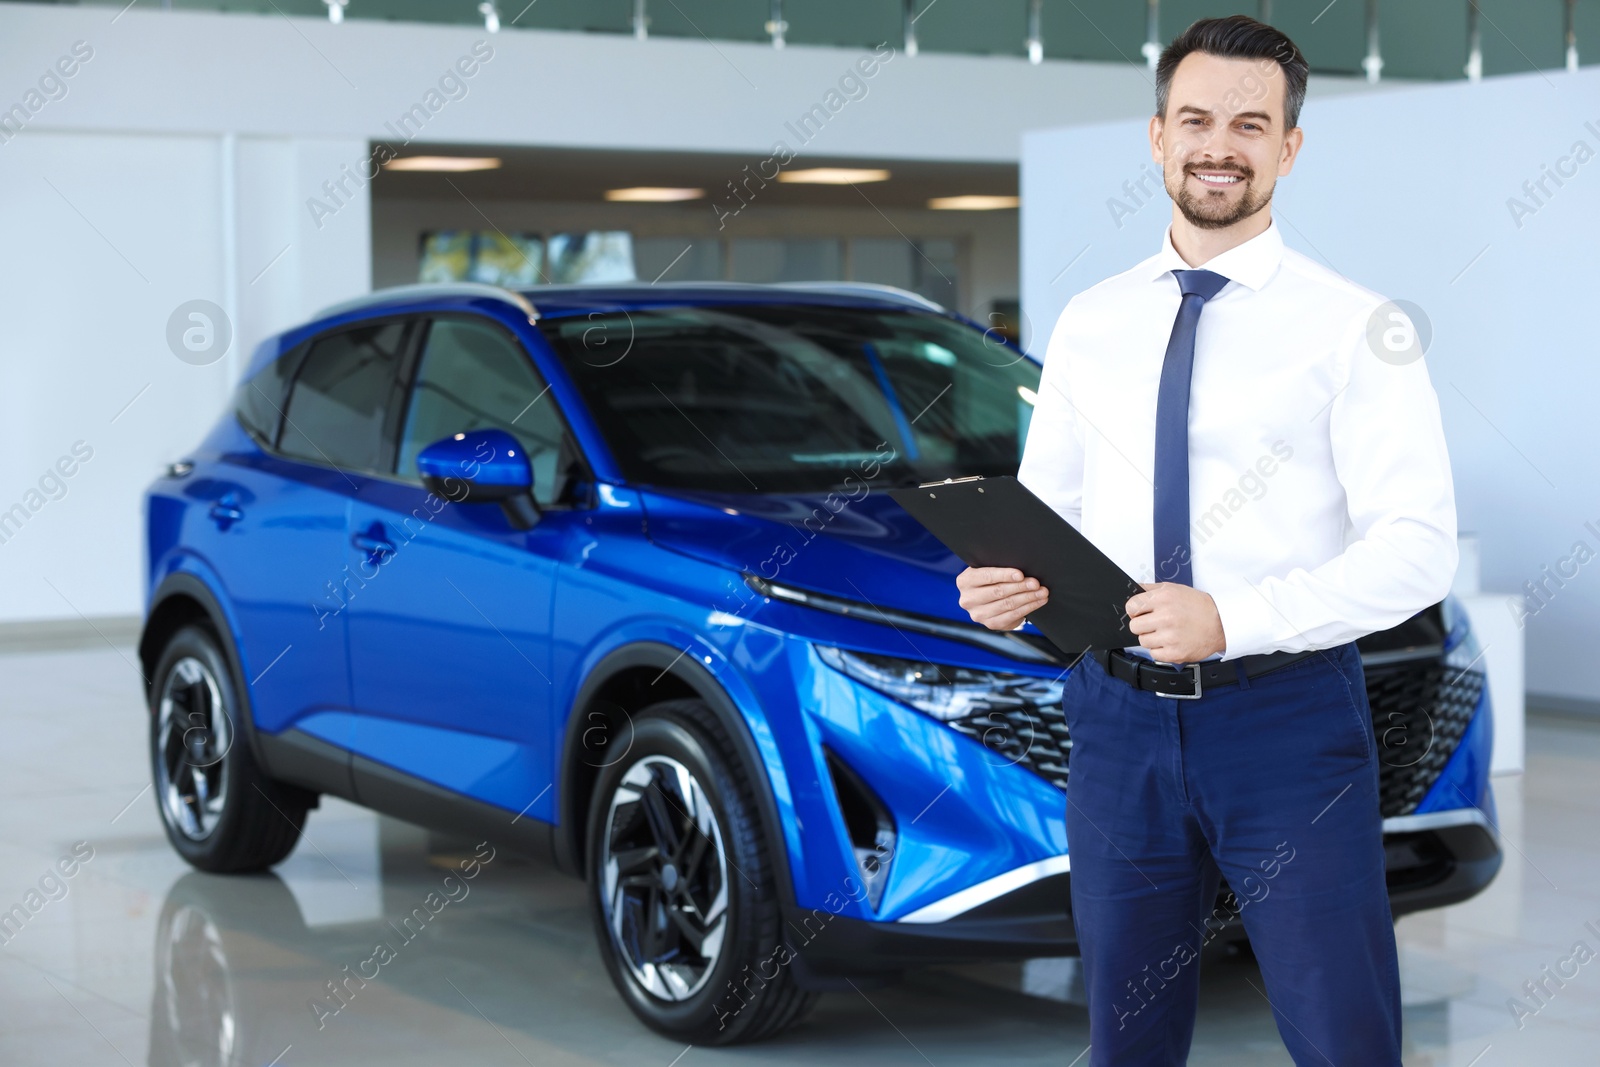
[1016, 300, 1086, 533]
[1208, 300, 1460, 658]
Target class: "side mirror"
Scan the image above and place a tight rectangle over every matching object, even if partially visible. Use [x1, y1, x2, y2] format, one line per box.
[416, 428, 540, 529]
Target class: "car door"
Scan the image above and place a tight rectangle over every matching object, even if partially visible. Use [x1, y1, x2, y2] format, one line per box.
[344, 313, 590, 822]
[203, 320, 412, 764]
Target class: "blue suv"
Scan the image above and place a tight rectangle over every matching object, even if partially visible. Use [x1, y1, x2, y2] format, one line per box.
[140, 281, 1501, 1043]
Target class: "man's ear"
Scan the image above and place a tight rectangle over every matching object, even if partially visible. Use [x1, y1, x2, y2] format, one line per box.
[1277, 125, 1304, 178]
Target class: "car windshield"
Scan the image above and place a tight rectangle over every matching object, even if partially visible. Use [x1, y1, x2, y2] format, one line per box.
[539, 304, 1042, 494]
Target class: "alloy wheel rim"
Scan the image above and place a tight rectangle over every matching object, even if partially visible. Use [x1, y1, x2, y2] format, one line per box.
[156, 656, 232, 841]
[600, 754, 730, 1001]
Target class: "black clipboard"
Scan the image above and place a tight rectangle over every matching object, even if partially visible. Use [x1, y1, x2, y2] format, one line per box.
[888, 475, 1142, 654]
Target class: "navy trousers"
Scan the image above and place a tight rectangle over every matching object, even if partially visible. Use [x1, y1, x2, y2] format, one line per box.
[1063, 640, 1402, 1066]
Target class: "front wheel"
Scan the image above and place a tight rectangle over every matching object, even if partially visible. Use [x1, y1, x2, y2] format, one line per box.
[149, 624, 309, 872]
[586, 698, 818, 1044]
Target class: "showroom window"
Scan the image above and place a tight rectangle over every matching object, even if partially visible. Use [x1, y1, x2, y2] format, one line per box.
[278, 321, 411, 473]
[634, 237, 724, 283]
[419, 231, 544, 286]
[416, 229, 962, 309]
[727, 238, 843, 283]
[396, 317, 583, 507]
[419, 230, 634, 286]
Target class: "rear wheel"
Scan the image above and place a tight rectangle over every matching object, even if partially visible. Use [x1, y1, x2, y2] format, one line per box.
[586, 698, 818, 1044]
[149, 625, 309, 872]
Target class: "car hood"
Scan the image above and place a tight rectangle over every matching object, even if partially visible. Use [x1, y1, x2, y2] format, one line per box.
[637, 486, 968, 624]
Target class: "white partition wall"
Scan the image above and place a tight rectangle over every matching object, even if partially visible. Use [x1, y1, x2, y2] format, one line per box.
[0, 132, 370, 623]
[1020, 65, 1600, 708]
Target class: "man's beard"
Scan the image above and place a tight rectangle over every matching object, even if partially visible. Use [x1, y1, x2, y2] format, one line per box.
[1167, 164, 1273, 229]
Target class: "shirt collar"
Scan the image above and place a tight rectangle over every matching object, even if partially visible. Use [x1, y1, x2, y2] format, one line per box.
[1145, 217, 1284, 293]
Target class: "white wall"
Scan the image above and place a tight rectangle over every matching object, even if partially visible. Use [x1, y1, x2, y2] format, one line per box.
[0, 132, 231, 622]
[0, 131, 370, 622]
[1019, 65, 1600, 704]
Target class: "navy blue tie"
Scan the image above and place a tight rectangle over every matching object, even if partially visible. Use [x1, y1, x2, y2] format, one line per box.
[1153, 268, 1230, 587]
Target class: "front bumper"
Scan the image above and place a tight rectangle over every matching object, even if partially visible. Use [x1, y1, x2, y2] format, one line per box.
[787, 807, 1501, 977]
[770, 596, 1498, 979]
[1381, 807, 1504, 916]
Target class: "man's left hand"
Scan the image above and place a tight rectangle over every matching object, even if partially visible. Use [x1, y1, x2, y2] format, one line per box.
[1126, 583, 1227, 664]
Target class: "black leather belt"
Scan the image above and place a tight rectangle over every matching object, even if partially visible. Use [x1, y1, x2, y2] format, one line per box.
[1089, 647, 1318, 699]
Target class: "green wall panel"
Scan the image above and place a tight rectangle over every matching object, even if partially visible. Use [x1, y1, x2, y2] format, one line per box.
[1038, 0, 1147, 63]
[647, 0, 767, 43]
[911, 0, 1029, 58]
[50, 0, 1600, 77]
[1267, 0, 1367, 75]
[1162, 1, 1264, 43]
[1477, 0, 1566, 75]
[784, 0, 901, 50]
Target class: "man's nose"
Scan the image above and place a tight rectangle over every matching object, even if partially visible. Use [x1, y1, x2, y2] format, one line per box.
[1192, 144, 1244, 168]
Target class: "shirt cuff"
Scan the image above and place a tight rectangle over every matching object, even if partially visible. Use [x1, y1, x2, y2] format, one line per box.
[1207, 580, 1281, 660]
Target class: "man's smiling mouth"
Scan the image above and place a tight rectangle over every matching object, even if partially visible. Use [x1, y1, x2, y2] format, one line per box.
[1191, 170, 1245, 187]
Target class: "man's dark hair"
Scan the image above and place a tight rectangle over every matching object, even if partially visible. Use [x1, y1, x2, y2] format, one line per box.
[1155, 16, 1309, 131]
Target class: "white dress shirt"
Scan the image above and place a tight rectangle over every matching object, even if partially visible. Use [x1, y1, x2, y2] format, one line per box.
[1017, 218, 1458, 661]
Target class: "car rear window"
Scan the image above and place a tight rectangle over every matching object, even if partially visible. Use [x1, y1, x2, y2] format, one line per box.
[232, 340, 308, 447]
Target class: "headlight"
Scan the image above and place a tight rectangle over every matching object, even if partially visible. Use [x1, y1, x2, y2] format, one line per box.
[1440, 597, 1483, 671]
[814, 645, 1063, 722]
[1444, 626, 1483, 672]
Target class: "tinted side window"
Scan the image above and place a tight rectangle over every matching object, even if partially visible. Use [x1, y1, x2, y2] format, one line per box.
[396, 317, 581, 507]
[279, 322, 409, 472]
[234, 341, 308, 446]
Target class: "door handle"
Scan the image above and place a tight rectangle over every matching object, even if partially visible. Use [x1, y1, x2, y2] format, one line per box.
[208, 498, 244, 528]
[351, 530, 396, 561]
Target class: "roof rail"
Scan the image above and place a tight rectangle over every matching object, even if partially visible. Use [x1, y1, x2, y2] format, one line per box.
[774, 281, 945, 313]
[313, 283, 539, 323]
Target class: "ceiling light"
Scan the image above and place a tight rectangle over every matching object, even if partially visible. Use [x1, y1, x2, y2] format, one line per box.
[928, 195, 1021, 211]
[324, 0, 347, 23]
[383, 157, 503, 172]
[603, 187, 706, 202]
[478, 1, 500, 34]
[777, 168, 891, 185]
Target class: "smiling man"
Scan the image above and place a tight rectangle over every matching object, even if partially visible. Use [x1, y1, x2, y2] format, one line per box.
[955, 15, 1457, 1067]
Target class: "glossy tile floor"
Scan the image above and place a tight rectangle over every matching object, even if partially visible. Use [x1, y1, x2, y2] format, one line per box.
[2, 641, 1597, 1066]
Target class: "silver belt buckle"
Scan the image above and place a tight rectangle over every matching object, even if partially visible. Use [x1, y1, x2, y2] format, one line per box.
[1155, 662, 1203, 699]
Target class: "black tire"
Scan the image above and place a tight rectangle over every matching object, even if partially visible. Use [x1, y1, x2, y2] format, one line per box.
[148, 624, 308, 873]
[585, 698, 819, 1045]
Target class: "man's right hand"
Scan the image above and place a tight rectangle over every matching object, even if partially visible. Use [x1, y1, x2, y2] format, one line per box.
[955, 567, 1050, 631]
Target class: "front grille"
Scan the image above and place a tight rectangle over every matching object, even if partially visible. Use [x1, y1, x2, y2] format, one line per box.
[1367, 659, 1485, 817]
[946, 699, 1073, 788]
[943, 653, 1485, 818]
